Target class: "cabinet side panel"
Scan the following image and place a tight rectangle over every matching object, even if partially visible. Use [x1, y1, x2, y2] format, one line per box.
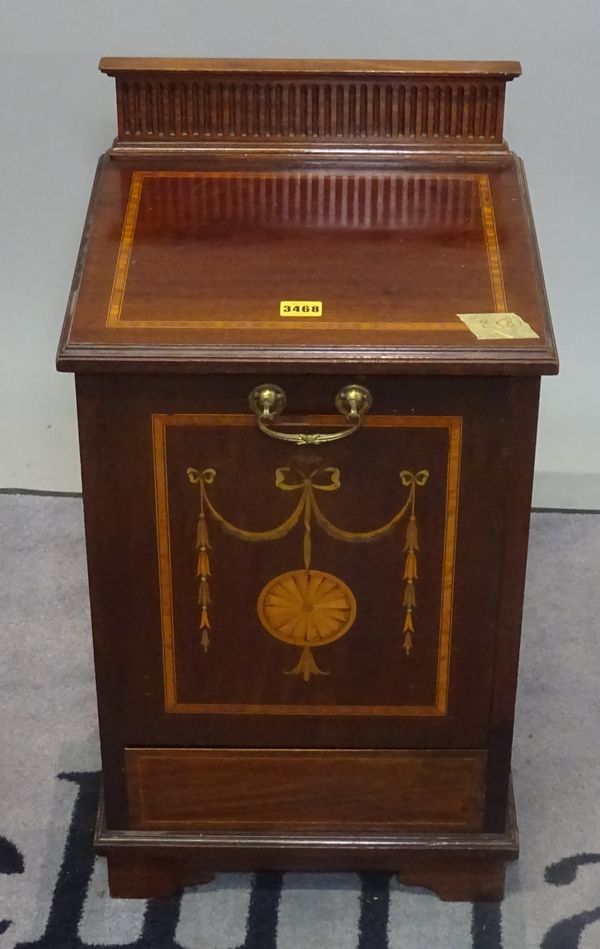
[76, 374, 133, 825]
[484, 376, 540, 830]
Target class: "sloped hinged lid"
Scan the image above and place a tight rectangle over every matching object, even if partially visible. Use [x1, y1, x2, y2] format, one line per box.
[57, 58, 558, 375]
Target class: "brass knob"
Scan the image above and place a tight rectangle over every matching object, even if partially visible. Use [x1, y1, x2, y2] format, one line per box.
[335, 385, 373, 422]
[248, 384, 287, 422]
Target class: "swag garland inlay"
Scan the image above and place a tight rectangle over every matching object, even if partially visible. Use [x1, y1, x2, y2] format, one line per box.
[187, 464, 429, 679]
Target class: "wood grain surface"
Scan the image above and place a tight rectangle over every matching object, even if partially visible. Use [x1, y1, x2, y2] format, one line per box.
[125, 747, 486, 831]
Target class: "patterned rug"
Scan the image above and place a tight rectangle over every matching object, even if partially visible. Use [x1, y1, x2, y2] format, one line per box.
[1, 496, 599, 949]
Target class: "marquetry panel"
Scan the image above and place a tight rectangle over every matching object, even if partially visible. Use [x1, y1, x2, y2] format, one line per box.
[152, 412, 461, 718]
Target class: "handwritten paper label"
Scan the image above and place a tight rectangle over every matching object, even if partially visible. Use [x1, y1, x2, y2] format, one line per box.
[457, 312, 539, 340]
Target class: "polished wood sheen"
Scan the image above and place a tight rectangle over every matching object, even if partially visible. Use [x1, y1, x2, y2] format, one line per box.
[57, 157, 557, 374]
[58, 58, 557, 900]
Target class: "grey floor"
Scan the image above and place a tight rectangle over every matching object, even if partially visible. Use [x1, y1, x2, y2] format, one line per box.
[1, 496, 599, 948]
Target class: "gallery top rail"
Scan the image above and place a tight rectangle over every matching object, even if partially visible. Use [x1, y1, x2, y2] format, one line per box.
[98, 57, 521, 155]
[99, 58, 522, 80]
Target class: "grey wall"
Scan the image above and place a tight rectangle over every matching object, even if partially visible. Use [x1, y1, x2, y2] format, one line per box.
[1, 0, 599, 505]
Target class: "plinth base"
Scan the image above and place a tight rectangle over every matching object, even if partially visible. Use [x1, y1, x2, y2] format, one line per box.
[95, 784, 518, 901]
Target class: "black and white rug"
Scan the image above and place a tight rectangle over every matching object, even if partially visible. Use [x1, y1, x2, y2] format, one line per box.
[1, 496, 599, 949]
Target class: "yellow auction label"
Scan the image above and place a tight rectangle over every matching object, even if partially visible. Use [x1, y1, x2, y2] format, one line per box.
[279, 301, 323, 318]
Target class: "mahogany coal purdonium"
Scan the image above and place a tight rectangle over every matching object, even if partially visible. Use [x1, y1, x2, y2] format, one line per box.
[57, 57, 558, 900]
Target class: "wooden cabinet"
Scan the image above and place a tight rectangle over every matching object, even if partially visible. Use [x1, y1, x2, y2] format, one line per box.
[58, 58, 557, 901]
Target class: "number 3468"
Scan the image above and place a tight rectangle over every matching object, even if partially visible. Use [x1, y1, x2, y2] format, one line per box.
[279, 301, 323, 318]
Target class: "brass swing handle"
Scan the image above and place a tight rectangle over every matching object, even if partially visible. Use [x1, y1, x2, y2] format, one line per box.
[248, 384, 373, 445]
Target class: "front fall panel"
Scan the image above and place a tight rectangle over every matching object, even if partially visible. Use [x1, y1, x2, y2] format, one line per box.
[154, 411, 459, 717]
[78, 374, 507, 755]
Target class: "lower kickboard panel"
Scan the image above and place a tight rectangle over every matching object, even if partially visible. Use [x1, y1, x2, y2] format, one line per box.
[125, 747, 486, 832]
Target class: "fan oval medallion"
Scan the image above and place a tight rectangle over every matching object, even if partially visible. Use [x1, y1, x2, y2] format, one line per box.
[257, 569, 357, 681]
[258, 569, 357, 646]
